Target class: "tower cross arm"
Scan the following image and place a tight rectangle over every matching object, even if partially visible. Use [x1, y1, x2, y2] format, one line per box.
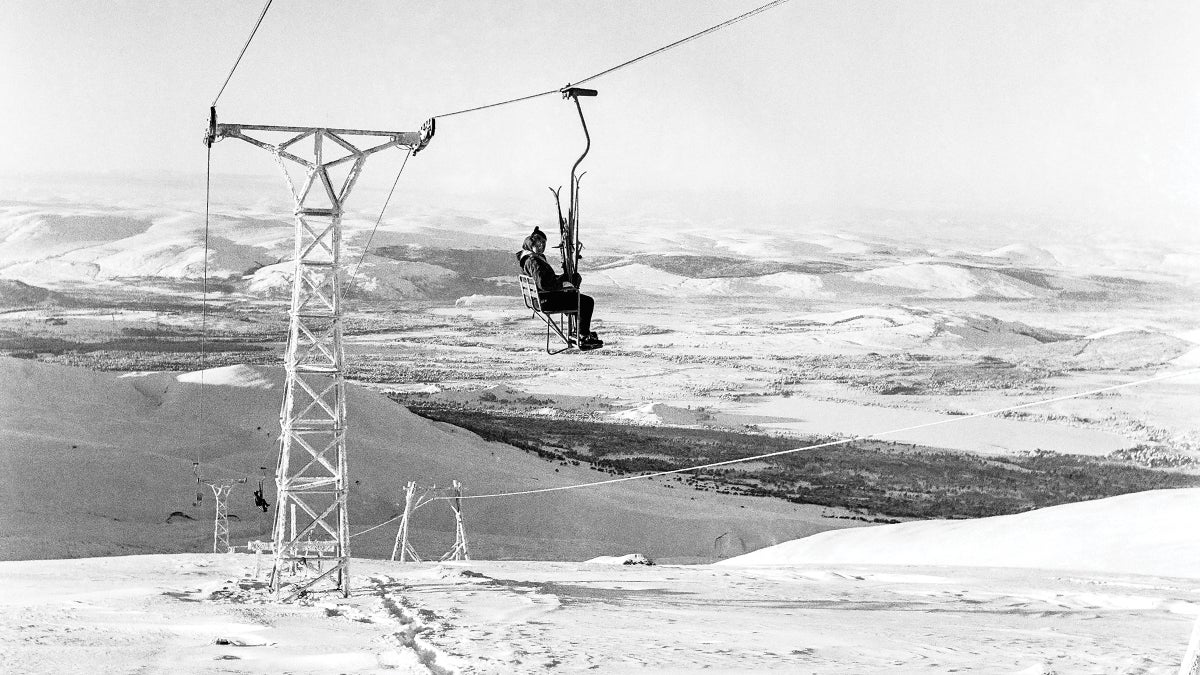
[209, 117, 436, 156]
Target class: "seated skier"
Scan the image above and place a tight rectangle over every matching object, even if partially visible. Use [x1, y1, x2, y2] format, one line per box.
[253, 486, 270, 513]
[516, 226, 603, 350]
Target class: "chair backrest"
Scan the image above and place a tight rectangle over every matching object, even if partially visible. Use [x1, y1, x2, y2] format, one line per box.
[518, 275, 542, 311]
[519, 274, 580, 315]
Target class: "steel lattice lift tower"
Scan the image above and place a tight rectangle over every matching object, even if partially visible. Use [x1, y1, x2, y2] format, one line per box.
[193, 463, 247, 553]
[206, 112, 434, 598]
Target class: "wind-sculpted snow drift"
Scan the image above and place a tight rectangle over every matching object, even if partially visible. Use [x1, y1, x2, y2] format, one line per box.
[722, 488, 1200, 579]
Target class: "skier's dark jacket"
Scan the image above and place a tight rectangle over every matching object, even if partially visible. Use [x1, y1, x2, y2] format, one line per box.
[517, 250, 572, 292]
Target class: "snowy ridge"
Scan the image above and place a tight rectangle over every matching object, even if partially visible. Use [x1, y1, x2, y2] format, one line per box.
[0, 209, 274, 283]
[982, 242, 1063, 267]
[248, 258, 459, 299]
[848, 263, 1050, 299]
[3, 201, 1196, 298]
[588, 263, 827, 298]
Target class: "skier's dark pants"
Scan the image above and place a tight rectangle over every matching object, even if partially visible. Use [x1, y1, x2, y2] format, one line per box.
[540, 291, 594, 336]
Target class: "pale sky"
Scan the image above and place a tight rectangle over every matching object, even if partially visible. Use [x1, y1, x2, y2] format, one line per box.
[3, 0, 1197, 237]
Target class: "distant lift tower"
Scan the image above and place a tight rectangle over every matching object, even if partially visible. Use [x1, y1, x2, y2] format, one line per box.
[194, 462, 246, 554]
[206, 110, 434, 598]
[208, 480, 242, 553]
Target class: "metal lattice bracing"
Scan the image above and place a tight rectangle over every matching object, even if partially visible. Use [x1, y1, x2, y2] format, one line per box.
[210, 483, 233, 553]
[390, 482, 421, 563]
[444, 480, 471, 562]
[389, 482, 470, 564]
[211, 118, 433, 599]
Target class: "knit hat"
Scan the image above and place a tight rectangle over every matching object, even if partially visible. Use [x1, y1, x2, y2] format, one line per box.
[522, 226, 548, 252]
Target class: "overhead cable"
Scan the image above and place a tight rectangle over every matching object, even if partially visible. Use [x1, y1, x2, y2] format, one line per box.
[571, 0, 791, 89]
[434, 0, 793, 119]
[435, 88, 563, 121]
[448, 369, 1198, 500]
[350, 147, 414, 281]
[195, 144, 215, 473]
[211, 0, 275, 107]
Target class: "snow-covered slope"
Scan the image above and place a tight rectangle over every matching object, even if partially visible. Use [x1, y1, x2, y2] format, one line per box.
[982, 242, 1063, 267]
[782, 305, 1067, 352]
[1059, 329, 1195, 370]
[587, 263, 827, 298]
[0, 358, 840, 562]
[247, 257, 459, 299]
[846, 263, 1052, 299]
[0, 210, 274, 284]
[721, 488, 1200, 578]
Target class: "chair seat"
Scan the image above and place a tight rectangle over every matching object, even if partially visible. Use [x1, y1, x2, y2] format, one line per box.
[518, 274, 579, 355]
[536, 289, 579, 314]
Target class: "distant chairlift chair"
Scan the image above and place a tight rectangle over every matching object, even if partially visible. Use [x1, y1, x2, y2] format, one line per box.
[518, 274, 580, 354]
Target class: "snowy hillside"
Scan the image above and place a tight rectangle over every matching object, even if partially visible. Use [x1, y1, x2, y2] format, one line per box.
[0, 357, 843, 562]
[847, 263, 1052, 299]
[0, 209, 274, 283]
[588, 263, 828, 298]
[247, 257, 461, 299]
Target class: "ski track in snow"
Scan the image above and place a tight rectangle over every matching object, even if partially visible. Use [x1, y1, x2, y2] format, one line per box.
[369, 574, 459, 674]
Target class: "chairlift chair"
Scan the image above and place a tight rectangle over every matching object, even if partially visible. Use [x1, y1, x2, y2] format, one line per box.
[518, 274, 580, 354]
[519, 86, 598, 353]
[254, 466, 271, 512]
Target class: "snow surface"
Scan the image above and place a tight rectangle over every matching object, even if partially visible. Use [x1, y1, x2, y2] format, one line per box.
[583, 553, 653, 565]
[174, 365, 275, 389]
[722, 489, 1200, 578]
[2, 553, 1197, 673]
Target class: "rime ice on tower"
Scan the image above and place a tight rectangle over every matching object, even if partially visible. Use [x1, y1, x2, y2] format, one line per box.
[206, 112, 434, 599]
[192, 462, 246, 554]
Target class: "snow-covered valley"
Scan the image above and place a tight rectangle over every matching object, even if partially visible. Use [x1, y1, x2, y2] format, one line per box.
[2, 189, 1200, 673]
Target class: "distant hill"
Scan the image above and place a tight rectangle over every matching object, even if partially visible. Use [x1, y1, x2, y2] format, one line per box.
[847, 262, 1054, 299]
[2, 201, 1194, 303]
[0, 280, 72, 308]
